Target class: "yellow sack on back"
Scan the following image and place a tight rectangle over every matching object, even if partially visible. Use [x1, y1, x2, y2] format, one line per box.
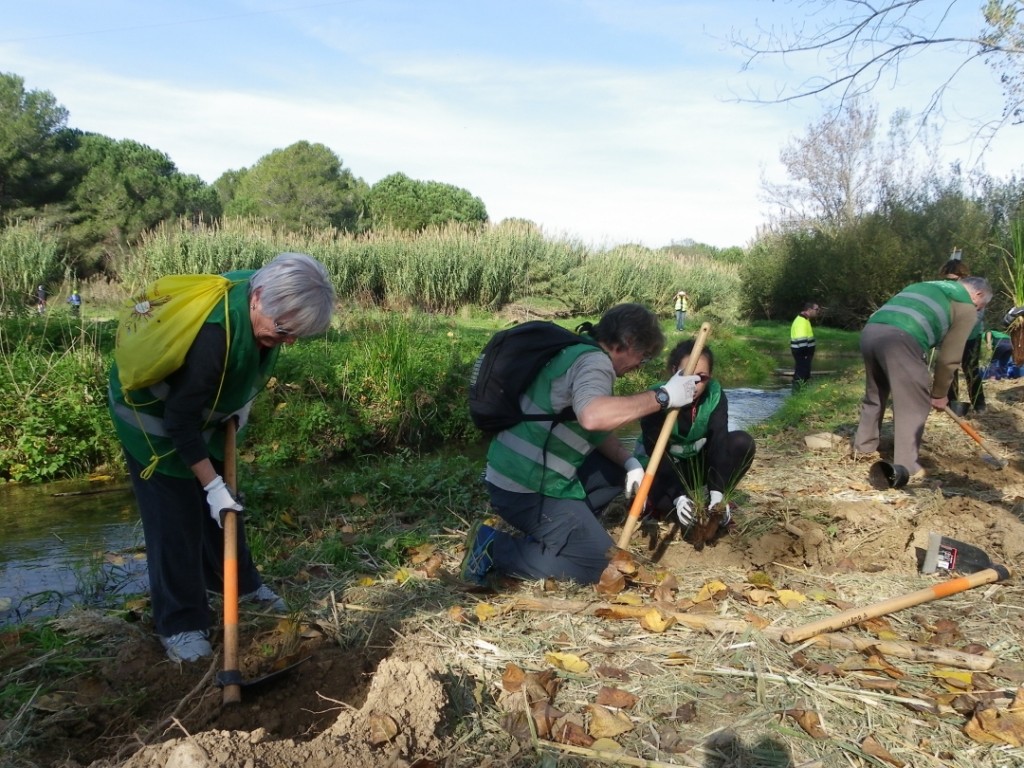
[115, 274, 232, 392]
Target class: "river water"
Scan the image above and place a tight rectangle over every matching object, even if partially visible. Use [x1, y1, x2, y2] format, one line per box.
[0, 387, 788, 626]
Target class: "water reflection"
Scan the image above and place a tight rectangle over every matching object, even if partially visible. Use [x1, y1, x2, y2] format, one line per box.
[0, 480, 146, 624]
[0, 387, 787, 625]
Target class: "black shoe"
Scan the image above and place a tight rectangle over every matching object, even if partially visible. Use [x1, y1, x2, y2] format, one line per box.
[948, 401, 969, 418]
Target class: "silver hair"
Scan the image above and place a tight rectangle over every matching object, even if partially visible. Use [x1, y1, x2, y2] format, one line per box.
[959, 275, 993, 305]
[249, 252, 335, 336]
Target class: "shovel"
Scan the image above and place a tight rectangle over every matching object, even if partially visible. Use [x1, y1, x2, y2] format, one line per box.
[782, 535, 1011, 644]
[217, 419, 307, 706]
[944, 406, 1007, 469]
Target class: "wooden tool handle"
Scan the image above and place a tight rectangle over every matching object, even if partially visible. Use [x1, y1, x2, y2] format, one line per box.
[616, 322, 712, 548]
[944, 406, 1006, 465]
[781, 566, 1010, 644]
[222, 419, 242, 706]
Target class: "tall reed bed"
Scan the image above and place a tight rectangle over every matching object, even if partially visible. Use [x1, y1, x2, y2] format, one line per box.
[116, 217, 741, 320]
[0, 220, 66, 315]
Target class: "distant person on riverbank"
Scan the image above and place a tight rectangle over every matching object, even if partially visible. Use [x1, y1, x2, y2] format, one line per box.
[674, 291, 689, 331]
[67, 290, 81, 316]
[852, 276, 992, 480]
[36, 285, 46, 315]
[939, 254, 986, 415]
[789, 302, 820, 393]
[459, 304, 700, 588]
[108, 252, 335, 663]
[634, 339, 755, 544]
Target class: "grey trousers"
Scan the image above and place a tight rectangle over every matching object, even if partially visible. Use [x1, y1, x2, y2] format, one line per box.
[486, 482, 615, 585]
[852, 324, 932, 474]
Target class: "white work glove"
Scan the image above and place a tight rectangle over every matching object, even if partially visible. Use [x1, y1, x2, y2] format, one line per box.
[204, 475, 243, 528]
[225, 400, 253, 430]
[669, 437, 706, 458]
[659, 373, 701, 408]
[708, 490, 732, 526]
[674, 495, 696, 526]
[624, 457, 645, 499]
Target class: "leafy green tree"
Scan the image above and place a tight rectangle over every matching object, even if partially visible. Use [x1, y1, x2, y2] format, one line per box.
[0, 73, 74, 215]
[368, 172, 488, 231]
[67, 134, 220, 272]
[224, 141, 367, 232]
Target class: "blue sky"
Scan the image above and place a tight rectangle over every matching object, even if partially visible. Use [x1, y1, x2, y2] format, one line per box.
[2, 1, 1019, 248]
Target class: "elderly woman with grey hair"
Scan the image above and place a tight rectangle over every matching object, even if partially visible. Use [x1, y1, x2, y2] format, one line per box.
[108, 252, 335, 662]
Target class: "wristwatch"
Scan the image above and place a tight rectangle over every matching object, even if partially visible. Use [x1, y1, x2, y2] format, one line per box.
[655, 387, 671, 410]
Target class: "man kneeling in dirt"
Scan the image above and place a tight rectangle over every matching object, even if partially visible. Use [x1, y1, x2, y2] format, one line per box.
[460, 304, 700, 587]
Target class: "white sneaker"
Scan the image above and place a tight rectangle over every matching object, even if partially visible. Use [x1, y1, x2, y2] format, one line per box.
[160, 630, 212, 663]
[242, 584, 287, 612]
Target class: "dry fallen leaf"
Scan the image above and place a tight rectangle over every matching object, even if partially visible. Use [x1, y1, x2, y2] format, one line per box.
[693, 580, 728, 603]
[587, 704, 634, 738]
[595, 686, 638, 709]
[963, 706, 1024, 746]
[639, 608, 676, 633]
[594, 665, 631, 682]
[552, 715, 594, 746]
[931, 668, 974, 691]
[652, 573, 679, 603]
[782, 708, 829, 739]
[590, 737, 624, 753]
[861, 734, 905, 766]
[530, 700, 566, 740]
[776, 589, 808, 608]
[502, 663, 526, 692]
[595, 563, 626, 595]
[475, 602, 500, 622]
[545, 652, 590, 674]
[368, 712, 400, 745]
[607, 548, 638, 575]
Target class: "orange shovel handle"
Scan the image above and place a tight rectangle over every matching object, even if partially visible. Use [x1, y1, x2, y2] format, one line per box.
[616, 322, 712, 548]
[222, 419, 241, 705]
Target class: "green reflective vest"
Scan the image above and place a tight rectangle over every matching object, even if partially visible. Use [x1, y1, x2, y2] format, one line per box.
[486, 343, 610, 499]
[635, 380, 721, 462]
[108, 271, 278, 478]
[866, 281, 973, 352]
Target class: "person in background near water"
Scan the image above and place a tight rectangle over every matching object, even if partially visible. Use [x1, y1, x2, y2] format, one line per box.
[789, 302, 820, 393]
[984, 329, 1014, 378]
[674, 291, 689, 331]
[852, 275, 992, 480]
[67, 289, 82, 316]
[36, 284, 46, 315]
[108, 252, 335, 663]
[939, 255, 986, 416]
[634, 339, 755, 542]
[460, 303, 701, 587]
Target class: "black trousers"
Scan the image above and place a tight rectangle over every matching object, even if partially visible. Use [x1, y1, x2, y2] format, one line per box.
[791, 347, 814, 391]
[124, 451, 265, 637]
[645, 431, 756, 515]
[948, 337, 985, 411]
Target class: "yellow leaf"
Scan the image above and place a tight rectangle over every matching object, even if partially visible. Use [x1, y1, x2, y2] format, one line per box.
[932, 669, 974, 689]
[876, 629, 902, 641]
[612, 594, 644, 606]
[639, 608, 676, 633]
[394, 568, 412, 583]
[587, 704, 633, 738]
[358, 576, 376, 587]
[475, 602, 500, 622]
[777, 589, 808, 608]
[744, 588, 774, 607]
[545, 652, 590, 674]
[694, 580, 728, 602]
[590, 737, 624, 753]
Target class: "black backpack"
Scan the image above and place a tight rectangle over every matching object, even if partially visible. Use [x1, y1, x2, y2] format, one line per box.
[468, 321, 597, 432]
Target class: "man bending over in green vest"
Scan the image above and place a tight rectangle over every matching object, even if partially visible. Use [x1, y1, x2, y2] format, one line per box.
[460, 304, 700, 586]
[634, 340, 755, 545]
[852, 276, 991, 481]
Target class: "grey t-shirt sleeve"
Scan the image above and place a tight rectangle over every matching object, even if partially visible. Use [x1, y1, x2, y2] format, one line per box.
[549, 350, 615, 414]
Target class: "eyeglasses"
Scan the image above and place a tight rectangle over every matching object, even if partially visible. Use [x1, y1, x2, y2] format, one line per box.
[273, 321, 295, 337]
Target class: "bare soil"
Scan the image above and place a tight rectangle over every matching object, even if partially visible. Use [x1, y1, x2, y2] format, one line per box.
[9, 378, 1024, 768]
